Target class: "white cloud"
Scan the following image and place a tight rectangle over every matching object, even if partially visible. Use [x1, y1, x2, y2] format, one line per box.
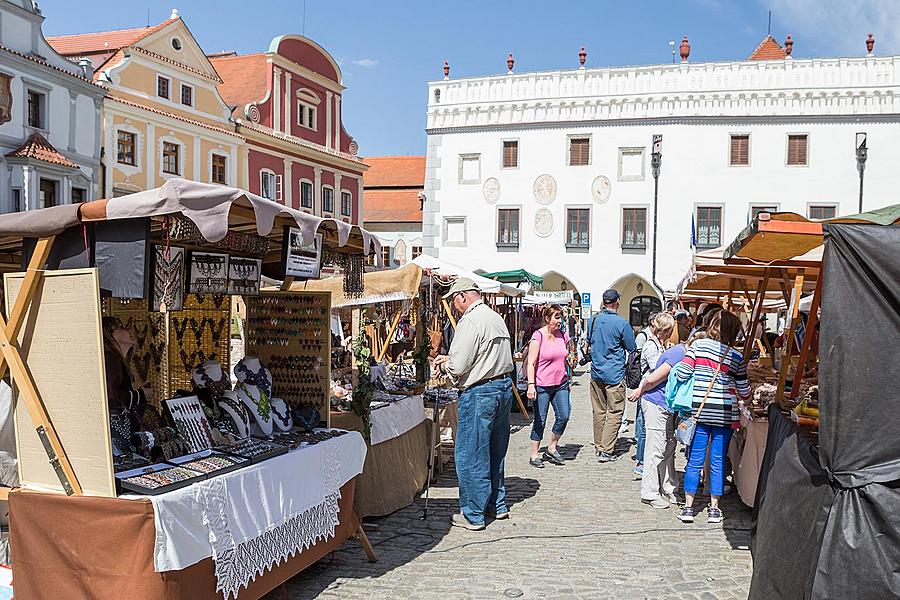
[352, 58, 379, 68]
[763, 0, 900, 55]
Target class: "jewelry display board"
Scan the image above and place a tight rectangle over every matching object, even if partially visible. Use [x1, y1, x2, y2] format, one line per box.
[245, 291, 332, 425]
[6, 268, 116, 497]
[163, 395, 216, 453]
[103, 298, 168, 408]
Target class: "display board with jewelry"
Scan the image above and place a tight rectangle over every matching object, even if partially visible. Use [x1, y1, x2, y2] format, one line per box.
[162, 395, 216, 454]
[116, 462, 206, 495]
[244, 292, 332, 425]
[263, 429, 349, 451]
[167, 448, 249, 478]
[216, 437, 288, 464]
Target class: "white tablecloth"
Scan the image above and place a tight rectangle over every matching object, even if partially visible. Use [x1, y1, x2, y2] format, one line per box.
[132, 431, 366, 599]
[370, 395, 425, 446]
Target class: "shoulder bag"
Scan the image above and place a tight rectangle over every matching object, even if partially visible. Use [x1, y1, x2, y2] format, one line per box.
[674, 354, 724, 446]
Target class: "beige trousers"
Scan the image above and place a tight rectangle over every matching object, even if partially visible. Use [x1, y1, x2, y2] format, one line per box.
[640, 398, 677, 500]
[590, 379, 626, 454]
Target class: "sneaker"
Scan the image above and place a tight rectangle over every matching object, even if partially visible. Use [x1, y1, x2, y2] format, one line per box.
[641, 497, 670, 509]
[707, 507, 723, 523]
[529, 457, 544, 468]
[677, 507, 695, 523]
[633, 463, 644, 476]
[451, 514, 485, 531]
[542, 449, 565, 465]
[597, 452, 614, 463]
[487, 510, 509, 520]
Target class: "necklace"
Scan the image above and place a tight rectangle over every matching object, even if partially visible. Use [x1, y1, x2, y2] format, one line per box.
[196, 363, 230, 401]
[239, 382, 271, 421]
[271, 399, 292, 429]
[235, 363, 272, 398]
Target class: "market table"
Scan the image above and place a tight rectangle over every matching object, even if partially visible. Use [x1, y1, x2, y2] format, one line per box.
[729, 411, 769, 507]
[9, 432, 368, 600]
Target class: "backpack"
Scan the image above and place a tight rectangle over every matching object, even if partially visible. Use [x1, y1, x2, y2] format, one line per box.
[625, 347, 643, 388]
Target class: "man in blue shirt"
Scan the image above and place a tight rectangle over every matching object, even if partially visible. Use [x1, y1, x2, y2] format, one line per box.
[586, 289, 636, 462]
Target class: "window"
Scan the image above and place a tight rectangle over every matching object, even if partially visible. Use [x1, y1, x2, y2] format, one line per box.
[458, 154, 480, 184]
[117, 131, 136, 165]
[211, 154, 227, 184]
[622, 208, 647, 249]
[300, 181, 313, 209]
[71, 188, 85, 203]
[411, 245, 422, 259]
[630, 296, 662, 328]
[39, 179, 56, 208]
[157, 76, 170, 100]
[340, 191, 352, 216]
[180, 84, 193, 107]
[787, 134, 808, 166]
[569, 137, 590, 166]
[696, 207, 722, 248]
[750, 206, 777, 221]
[502, 141, 518, 168]
[162, 142, 180, 175]
[171, 38, 182, 51]
[260, 170, 279, 200]
[297, 102, 316, 130]
[322, 186, 334, 213]
[27, 90, 44, 129]
[809, 205, 836, 220]
[442, 216, 467, 247]
[12, 189, 21, 213]
[380, 245, 392, 268]
[730, 134, 749, 166]
[618, 147, 645, 181]
[566, 208, 590, 248]
[497, 208, 520, 248]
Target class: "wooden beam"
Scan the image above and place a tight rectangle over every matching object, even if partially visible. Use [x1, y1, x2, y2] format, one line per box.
[510, 375, 530, 417]
[775, 275, 805, 406]
[442, 299, 457, 330]
[788, 276, 822, 399]
[280, 276, 295, 292]
[742, 268, 770, 361]
[376, 311, 403, 363]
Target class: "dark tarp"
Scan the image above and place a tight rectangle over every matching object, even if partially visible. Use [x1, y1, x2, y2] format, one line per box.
[750, 223, 900, 599]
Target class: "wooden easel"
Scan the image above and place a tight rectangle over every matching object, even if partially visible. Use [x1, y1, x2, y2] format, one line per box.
[0, 236, 83, 499]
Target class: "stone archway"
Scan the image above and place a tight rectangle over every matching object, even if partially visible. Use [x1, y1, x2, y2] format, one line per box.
[607, 273, 662, 326]
[540, 271, 580, 297]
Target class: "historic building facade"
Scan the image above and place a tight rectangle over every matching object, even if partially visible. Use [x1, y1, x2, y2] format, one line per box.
[0, 0, 105, 212]
[48, 11, 243, 198]
[210, 35, 365, 224]
[423, 36, 900, 321]
[362, 156, 424, 267]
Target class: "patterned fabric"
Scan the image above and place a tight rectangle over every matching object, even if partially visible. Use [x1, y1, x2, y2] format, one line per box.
[673, 338, 751, 428]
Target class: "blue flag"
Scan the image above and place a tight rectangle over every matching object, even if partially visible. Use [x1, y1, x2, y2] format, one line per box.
[690, 213, 697, 250]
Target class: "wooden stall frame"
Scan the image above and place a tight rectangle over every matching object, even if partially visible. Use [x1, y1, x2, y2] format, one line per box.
[775, 274, 805, 404]
[788, 276, 822, 399]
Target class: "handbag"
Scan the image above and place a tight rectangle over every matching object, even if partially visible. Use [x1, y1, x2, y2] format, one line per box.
[674, 354, 724, 446]
[665, 367, 694, 414]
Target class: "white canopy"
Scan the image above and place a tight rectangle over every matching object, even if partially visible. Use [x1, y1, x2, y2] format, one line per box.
[411, 255, 523, 297]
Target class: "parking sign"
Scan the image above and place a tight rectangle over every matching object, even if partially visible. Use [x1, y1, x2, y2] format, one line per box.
[581, 293, 591, 305]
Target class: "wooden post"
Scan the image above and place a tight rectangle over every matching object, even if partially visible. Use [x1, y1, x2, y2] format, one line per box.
[442, 299, 457, 330]
[510, 377, 529, 417]
[788, 276, 822, 399]
[376, 311, 403, 363]
[742, 268, 770, 361]
[279, 276, 295, 292]
[355, 522, 378, 562]
[775, 275, 805, 405]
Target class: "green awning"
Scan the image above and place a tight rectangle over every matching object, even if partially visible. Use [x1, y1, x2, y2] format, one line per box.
[481, 269, 544, 286]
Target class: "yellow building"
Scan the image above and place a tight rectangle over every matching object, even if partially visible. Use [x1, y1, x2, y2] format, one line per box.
[48, 10, 243, 197]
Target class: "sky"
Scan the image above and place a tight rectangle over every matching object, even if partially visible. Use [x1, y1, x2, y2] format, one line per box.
[38, 0, 900, 157]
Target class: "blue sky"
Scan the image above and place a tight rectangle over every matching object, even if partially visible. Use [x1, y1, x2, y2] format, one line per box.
[40, 0, 897, 157]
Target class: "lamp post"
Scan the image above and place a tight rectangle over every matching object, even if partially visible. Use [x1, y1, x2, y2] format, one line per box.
[856, 132, 868, 213]
[651, 135, 663, 296]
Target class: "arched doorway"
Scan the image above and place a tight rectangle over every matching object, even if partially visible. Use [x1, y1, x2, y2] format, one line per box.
[607, 273, 662, 328]
[540, 271, 580, 298]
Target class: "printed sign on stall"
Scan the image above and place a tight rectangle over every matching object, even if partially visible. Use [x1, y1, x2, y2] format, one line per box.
[282, 226, 323, 279]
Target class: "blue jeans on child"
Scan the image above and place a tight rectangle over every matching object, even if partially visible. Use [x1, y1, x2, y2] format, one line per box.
[530, 382, 571, 442]
[683, 422, 733, 497]
[635, 400, 646, 464]
[455, 377, 513, 525]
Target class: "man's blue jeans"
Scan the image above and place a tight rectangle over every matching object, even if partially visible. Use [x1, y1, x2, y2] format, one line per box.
[455, 377, 513, 525]
[635, 400, 646, 464]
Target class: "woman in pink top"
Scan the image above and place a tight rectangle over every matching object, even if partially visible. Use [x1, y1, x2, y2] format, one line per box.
[525, 305, 574, 468]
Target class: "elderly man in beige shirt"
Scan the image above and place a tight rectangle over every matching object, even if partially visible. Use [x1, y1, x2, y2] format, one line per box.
[433, 278, 514, 531]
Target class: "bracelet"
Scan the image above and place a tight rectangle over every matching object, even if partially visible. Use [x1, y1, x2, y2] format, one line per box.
[527, 382, 535, 386]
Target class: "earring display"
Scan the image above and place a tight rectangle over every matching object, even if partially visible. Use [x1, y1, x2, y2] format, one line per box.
[167, 449, 249, 478]
[217, 437, 288, 464]
[228, 257, 262, 296]
[152, 245, 185, 312]
[244, 293, 331, 417]
[163, 395, 216, 454]
[116, 462, 206, 495]
[188, 252, 229, 295]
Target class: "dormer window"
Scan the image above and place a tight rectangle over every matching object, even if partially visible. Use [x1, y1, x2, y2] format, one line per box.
[295, 88, 320, 131]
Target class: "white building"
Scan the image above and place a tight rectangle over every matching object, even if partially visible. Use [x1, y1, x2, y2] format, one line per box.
[0, 0, 105, 212]
[423, 36, 899, 324]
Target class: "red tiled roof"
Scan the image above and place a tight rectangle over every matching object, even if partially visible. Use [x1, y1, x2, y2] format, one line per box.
[363, 156, 425, 188]
[209, 53, 268, 113]
[46, 20, 174, 57]
[5, 133, 79, 169]
[749, 36, 787, 61]
[363, 189, 422, 223]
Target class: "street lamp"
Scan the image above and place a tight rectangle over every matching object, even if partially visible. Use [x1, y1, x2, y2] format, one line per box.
[651, 135, 663, 296]
[856, 132, 868, 213]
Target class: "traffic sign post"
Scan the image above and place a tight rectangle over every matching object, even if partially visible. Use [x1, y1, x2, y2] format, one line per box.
[581, 292, 591, 305]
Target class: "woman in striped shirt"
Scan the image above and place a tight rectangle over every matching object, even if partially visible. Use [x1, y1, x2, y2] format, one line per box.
[673, 311, 751, 524]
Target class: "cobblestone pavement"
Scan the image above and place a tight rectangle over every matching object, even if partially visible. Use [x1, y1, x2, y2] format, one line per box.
[270, 370, 754, 600]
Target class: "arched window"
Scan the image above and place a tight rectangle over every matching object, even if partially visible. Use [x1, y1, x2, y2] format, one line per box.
[629, 295, 662, 328]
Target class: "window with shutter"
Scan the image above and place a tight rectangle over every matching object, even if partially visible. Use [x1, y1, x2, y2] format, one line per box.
[787, 135, 808, 166]
[569, 138, 590, 166]
[730, 135, 749, 165]
[502, 141, 518, 168]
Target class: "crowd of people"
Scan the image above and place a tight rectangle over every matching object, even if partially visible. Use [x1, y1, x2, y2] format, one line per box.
[432, 277, 752, 531]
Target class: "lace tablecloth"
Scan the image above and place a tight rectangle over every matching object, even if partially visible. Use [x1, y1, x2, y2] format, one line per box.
[370, 394, 425, 445]
[138, 431, 366, 599]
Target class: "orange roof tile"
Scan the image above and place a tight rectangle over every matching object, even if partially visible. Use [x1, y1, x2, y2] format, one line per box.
[209, 53, 269, 113]
[6, 133, 79, 169]
[46, 20, 174, 57]
[363, 189, 422, 223]
[363, 156, 425, 188]
[749, 36, 787, 61]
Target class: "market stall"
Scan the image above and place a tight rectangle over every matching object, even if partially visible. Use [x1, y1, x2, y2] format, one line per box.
[720, 207, 900, 599]
[0, 178, 382, 599]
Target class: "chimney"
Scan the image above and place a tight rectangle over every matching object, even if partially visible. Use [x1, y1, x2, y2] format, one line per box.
[507, 52, 514, 74]
[866, 33, 875, 56]
[78, 57, 93, 79]
[680, 37, 691, 62]
[785, 34, 793, 58]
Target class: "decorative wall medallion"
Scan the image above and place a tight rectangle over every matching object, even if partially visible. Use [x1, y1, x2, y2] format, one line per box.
[534, 208, 553, 237]
[533, 174, 557, 204]
[483, 177, 501, 203]
[245, 103, 261, 123]
[591, 175, 612, 203]
[348, 139, 359, 156]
